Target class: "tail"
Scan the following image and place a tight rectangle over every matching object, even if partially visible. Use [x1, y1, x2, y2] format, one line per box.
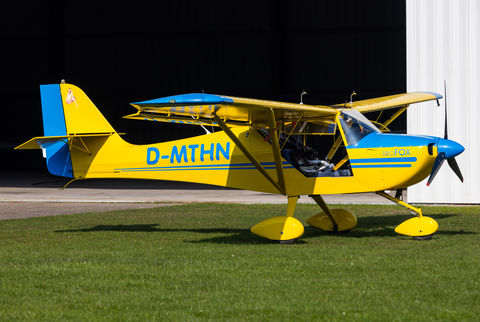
[16, 83, 117, 178]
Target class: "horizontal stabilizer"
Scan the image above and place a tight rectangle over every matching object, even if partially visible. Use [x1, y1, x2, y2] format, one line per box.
[15, 133, 115, 150]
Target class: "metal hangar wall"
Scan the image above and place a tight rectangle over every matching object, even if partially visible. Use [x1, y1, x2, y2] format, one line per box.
[407, 0, 479, 203]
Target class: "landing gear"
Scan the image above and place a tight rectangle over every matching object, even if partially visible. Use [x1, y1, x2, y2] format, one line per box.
[376, 191, 438, 239]
[306, 195, 357, 232]
[250, 195, 304, 243]
[413, 234, 433, 241]
[250, 194, 358, 242]
[251, 191, 437, 242]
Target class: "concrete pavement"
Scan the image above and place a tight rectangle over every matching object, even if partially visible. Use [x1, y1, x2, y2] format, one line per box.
[1, 170, 400, 204]
[0, 170, 402, 220]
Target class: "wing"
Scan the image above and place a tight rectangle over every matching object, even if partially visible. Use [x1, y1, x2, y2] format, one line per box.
[126, 93, 337, 128]
[125, 91, 441, 134]
[334, 92, 442, 113]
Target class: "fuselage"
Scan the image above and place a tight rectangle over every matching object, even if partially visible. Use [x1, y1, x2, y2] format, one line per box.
[66, 127, 462, 196]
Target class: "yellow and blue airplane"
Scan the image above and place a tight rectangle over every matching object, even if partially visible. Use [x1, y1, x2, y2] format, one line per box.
[16, 82, 464, 242]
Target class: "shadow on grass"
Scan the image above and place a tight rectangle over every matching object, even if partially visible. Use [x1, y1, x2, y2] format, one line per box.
[56, 224, 272, 244]
[303, 212, 477, 239]
[55, 212, 475, 244]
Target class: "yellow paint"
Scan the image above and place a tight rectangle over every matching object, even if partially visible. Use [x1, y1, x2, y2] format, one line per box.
[60, 84, 115, 134]
[250, 216, 304, 241]
[337, 92, 441, 113]
[395, 216, 439, 237]
[344, 145, 437, 192]
[306, 209, 357, 231]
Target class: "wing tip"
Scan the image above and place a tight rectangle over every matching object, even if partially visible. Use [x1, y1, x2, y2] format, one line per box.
[417, 91, 443, 100]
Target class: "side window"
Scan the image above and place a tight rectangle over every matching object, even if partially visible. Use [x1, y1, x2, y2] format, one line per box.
[338, 110, 380, 146]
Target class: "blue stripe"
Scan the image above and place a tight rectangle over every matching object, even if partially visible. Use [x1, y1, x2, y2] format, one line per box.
[115, 162, 288, 170]
[349, 132, 438, 149]
[352, 164, 412, 168]
[119, 167, 255, 172]
[350, 157, 417, 164]
[118, 166, 256, 171]
[41, 84, 67, 136]
[115, 162, 294, 172]
[117, 166, 295, 172]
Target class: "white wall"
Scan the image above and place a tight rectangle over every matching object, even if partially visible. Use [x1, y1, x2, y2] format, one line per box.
[407, 0, 479, 203]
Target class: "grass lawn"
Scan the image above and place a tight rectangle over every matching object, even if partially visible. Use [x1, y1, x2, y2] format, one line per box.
[0, 203, 479, 321]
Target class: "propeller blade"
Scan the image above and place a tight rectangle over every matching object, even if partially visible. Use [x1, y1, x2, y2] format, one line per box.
[427, 152, 446, 186]
[444, 80, 448, 140]
[448, 158, 464, 183]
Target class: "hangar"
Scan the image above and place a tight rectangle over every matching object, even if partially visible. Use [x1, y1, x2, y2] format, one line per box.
[3, 1, 477, 203]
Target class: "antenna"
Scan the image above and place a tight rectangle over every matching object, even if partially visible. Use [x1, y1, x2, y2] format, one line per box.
[300, 90, 307, 104]
[350, 91, 357, 104]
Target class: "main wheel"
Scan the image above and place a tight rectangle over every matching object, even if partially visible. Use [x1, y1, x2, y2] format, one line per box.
[413, 234, 433, 241]
[306, 209, 357, 232]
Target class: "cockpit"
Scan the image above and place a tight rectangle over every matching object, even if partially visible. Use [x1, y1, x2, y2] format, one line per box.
[269, 108, 381, 178]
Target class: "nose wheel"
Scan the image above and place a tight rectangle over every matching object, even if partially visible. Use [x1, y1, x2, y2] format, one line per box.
[376, 191, 438, 239]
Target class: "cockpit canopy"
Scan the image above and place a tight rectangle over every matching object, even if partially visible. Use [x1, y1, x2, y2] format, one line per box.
[338, 109, 381, 146]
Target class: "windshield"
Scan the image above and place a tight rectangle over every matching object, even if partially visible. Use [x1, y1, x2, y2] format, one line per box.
[338, 109, 380, 146]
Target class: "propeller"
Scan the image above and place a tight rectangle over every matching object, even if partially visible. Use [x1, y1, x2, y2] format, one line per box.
[444, 80, 448, 140]
[448, 158, 464, 182]
[426, 152, 445, 186]
[426, 81, 464, 186]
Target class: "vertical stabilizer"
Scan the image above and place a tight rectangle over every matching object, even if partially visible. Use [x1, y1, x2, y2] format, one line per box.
[58, 83, 115, 134]
[38, 83, 117, 178]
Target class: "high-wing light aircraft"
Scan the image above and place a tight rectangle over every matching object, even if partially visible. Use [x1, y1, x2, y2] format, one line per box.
[16, 82, 464, 242]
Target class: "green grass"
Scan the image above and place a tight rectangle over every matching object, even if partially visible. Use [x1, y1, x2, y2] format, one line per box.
[0, 203, 479, 321]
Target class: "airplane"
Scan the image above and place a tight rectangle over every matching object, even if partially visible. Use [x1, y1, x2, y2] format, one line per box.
[15, 81, 464, 242]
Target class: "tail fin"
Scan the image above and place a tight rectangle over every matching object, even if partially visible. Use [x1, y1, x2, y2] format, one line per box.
[53, 83, 115, 135]
[16, 83, 117, 178]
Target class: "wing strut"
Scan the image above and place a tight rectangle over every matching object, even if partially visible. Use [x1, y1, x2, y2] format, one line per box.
[265, 109, 287, 195]
[326, 135, 343, 161]
[382, 105, 409, 128]
[280, 114, 304, 150]
[213, 115, 286, 195]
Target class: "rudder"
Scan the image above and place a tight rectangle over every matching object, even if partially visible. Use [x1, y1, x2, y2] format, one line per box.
[40, 84, 73, 177]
